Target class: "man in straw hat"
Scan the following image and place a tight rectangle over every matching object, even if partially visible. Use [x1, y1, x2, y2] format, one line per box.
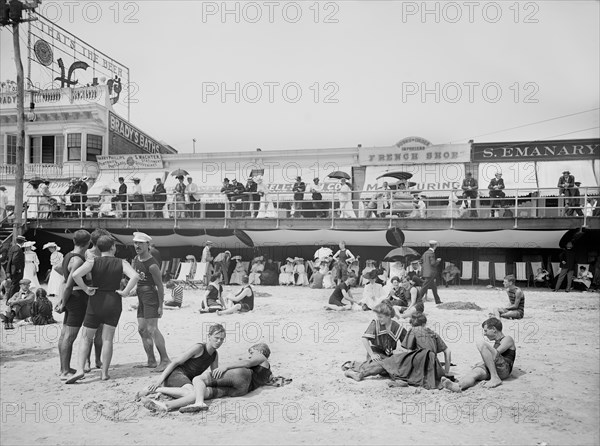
[132, 232, 171, 371]
[1, 279, 35, 329]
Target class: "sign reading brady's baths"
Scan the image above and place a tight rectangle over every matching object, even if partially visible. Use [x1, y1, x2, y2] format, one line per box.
[109, 112, 166, 155]
[472, 139, 599, 162]
[359, 137, 470, 165]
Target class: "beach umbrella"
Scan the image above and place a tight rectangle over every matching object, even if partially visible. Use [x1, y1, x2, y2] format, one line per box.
[314, 247, 333, 259]
[170, 168, 189, 177]
[327, 171, 351, 180]
[377, 171, 413, 181]
[383, 246, 419, 262]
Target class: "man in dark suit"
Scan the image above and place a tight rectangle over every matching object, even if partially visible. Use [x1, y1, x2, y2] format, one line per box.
[419, 240, 442, 304]
[292, 176, 306, 218]
[116, 177, 127, 217]
[461, 172, 478, 217]
[6, 235, 26, 300]
[554, 241, 577, 292]
[488, 172, 506, 217]
[152, 178, 167, 218]
[245, 177, 259, 218]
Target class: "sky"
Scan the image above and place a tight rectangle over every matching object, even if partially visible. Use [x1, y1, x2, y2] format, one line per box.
[1, 0, 599, 153]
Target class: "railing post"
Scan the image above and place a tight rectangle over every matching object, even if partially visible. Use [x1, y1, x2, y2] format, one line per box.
[388, 195, 393, 229]
[330, 191, 335, 229]
[125, 194, 130, 228]
[449, 196, 454, 229]
[513, 188, 519, 228]
[275, 191, 279, 229]
[174, 193, 179, 228]
[583, 187, 588, 228]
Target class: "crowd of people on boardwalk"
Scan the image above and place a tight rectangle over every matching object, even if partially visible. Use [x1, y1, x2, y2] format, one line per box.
[2, 169, 599, 221]
[0, 230, 598, 416]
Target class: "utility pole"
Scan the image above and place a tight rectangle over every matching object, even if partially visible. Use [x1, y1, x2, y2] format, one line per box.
[193, 138, 196, 154]
[0, 0, 40, 242]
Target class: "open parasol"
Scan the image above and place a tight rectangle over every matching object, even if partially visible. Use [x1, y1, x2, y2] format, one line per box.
[314, 247, 333, 259]
[170, 168, 189, 177]
[383, 246, 420, 262]
[327, 171, 351, 180]
[377, 171, 413, 181]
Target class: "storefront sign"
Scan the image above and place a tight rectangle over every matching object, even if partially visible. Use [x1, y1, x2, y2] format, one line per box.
[97, 154, 164, 170]
[109, 112, 166, 155]
[472, 139, 600, 162]
[359, 141, 470, 165]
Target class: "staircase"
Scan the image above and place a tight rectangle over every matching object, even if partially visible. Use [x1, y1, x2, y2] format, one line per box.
[1, 212, 22, 248]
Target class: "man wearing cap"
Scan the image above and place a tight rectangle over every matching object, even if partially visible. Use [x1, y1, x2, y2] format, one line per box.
[1, 279, 35, 328]
[79, 177, 89, 218]
[488, 172, 506, 218]
[245, 177, 259, 218]
[230, 179, 246, 218]
[6, 235, 26, 300]
[186, 177, 201, 218]
[152, 178, 167, 218]
[461, 172, 478, 217]
[132, 232, 171, 371]
[292, 176, 306, 218]
[420, 240, 442, 304]
[0, 185, 8, 220]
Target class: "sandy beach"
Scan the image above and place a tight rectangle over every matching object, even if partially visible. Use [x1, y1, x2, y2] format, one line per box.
[1, 284, 599, 445]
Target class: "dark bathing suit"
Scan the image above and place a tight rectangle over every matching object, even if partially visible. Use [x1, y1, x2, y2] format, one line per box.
[62, 252, 88, 328]
[83, 256, 123, 329]
[238, 286, 254, 312]
[165, 343, 217, 387]
[328, 282, 349, 306]
[133, 256, 161, 319]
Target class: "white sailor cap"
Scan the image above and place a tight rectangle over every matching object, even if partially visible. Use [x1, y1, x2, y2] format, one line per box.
[132, 232, 152, 243]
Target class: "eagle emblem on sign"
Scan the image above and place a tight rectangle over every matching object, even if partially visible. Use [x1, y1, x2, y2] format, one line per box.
[34, 40, 53, 67]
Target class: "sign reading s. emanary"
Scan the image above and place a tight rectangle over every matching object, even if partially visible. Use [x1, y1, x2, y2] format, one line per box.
[472, 139, 600, 162]
[109, 112, 167, 155]
[359, 138, 471, 165]
[28, 13, 130, 117]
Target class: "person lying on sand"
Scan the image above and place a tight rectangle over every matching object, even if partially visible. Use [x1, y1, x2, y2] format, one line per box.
[442, 317, 515, 392]
[144, 343, 272, 414]
[217, 275, 254, 315]
[136, 324, 225, 412]
[324, 277, 359, 311]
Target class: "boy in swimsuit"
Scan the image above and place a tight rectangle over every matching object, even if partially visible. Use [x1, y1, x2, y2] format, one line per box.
[217, 275, 254, 315]
[492, 275, 525, 320]
[442, 317, 516, 391]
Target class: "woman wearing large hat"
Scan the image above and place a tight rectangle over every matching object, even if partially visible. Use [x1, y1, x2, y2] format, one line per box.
[44, 242, 64, 296]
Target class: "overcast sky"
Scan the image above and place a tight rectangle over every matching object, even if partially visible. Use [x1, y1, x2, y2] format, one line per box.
[1, 0, 599, 153]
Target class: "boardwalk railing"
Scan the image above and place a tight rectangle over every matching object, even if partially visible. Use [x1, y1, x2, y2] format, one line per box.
[19, 186, 600, 228]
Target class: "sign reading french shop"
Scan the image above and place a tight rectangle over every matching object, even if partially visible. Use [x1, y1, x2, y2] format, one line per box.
[359, 137, 470, 165]
[472, 139, 600, 162]
[109, 112, 166, 155]
[97, 154, 163, 170]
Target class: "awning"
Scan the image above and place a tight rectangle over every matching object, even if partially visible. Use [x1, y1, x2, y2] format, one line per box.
[361, 164, 465, 198]
[536, 160, 599, 196]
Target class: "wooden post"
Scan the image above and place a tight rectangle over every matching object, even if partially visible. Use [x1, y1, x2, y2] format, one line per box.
[12, 20, 25, 241]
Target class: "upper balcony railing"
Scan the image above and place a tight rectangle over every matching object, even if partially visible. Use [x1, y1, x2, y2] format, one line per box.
[15, 186, 600, 230]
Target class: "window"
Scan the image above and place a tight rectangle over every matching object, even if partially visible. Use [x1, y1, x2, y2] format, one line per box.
[86, 134, 103, 162]
[30, 135, 64, 164]
[67, 133, 81, 161]
[6, 135, 17, 165]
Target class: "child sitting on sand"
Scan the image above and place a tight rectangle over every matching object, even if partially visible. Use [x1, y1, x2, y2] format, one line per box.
[442, 317, 515, 392]
[164, 280, 183, 308]
[324, 277, 359, 311]
[31, 288, 56, 325]
[200, 273, 225, 313]
[217, 275, 254, 315]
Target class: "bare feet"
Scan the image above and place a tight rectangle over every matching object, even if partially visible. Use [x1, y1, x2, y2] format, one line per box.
[101, 373, 111, 381]
[134, 361, 158, 369]
[179, 403, 208, 413]
[142, 397, 168, 414]
[216, 310, 222, 316]
[344, 370, 362, 382]
[84, 362, 91, 373]
[441, 376, 461, 392]
[65, 371, 85, 384]
[483, 378, 503, 388]
[153, 361, 170, 373]
[59, 368, 77, 380]
[387, 380, 408, 388]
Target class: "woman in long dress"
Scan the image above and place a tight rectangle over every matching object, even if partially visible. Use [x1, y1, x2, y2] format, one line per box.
[229, 258, 246, 285]
[248, 258, 264, 285]
[38, 181, 52, 219]
[23, 241, 41, 289]
[294, 258, 309, 286]
[25, 183, 41, 219]
[278, 258, 294, 285]
[98, 187, 115, 217]
[255, 177, 277, 218]
[44, 242, 64, 296]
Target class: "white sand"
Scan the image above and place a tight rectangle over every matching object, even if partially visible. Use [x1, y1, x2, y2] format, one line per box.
[1, 285, 599, 445]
